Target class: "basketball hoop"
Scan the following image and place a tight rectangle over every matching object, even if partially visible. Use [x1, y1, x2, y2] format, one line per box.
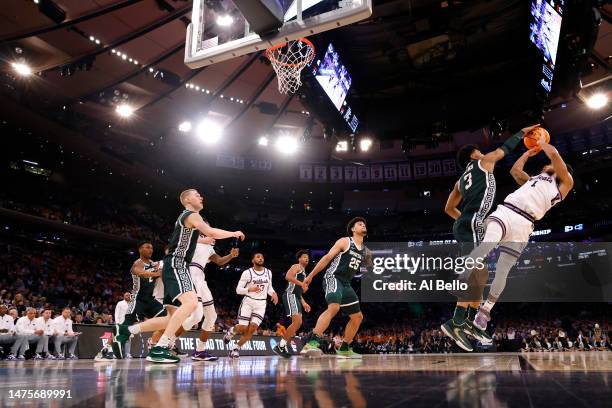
[265, 38, 315, 94]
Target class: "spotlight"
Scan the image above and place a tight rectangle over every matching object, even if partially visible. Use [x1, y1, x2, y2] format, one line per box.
[196, 118, 223, 144]
[178, 121, 192, 132]
[216, 15, 234, 26]
[359, 138, 373, 152]
[11, 62, 32, 76]
[275, 135, 298, 155]
[335, 140, 348, 152]
[116, 104, 134, 118]
[258, 136, 269, 146]
[585, 93, 608, 110]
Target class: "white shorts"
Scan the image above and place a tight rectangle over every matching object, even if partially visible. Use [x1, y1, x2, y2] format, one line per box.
[153, 278, 164, 304]
[237, 297, 266, 327]
[189, 265, 214, 306]
[486, 204, 533, 254]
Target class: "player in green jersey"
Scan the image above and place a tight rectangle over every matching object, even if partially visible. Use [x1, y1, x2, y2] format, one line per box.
[112, 189, 245, 363]
[441, 124, 539, 351]
[301, 217, 369, 359]
[273, 249, 312, 358]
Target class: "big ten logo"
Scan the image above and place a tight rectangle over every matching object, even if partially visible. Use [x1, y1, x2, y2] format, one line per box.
[564, 224, 584, 233]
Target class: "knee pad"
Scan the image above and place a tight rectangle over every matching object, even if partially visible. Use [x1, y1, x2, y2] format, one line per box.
[202, 305, 217, 332]
[182, 304, 204, 330]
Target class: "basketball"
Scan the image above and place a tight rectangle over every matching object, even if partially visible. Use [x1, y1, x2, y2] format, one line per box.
[524, 127, 550, 150]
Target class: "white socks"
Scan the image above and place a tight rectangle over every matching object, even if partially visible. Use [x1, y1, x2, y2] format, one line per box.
[156, 335, 174, 348]
[481, 299, 495, 313]
[128, 325, 141, 335]
[196, 339, 207, 352]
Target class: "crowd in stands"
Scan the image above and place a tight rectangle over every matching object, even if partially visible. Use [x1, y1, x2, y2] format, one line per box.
[2, 235, 610, 359]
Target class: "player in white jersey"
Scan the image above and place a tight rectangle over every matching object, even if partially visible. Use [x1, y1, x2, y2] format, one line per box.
[459, 133, 574, 340]
[170, 235, 239, 361]
[223, 253, 278, 358]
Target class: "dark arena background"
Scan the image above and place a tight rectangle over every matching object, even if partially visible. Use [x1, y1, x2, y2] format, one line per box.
[0, 0, 611, 407]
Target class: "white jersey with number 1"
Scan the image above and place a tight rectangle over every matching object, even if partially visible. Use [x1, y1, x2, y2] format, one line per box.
[504, 173, 562, 221]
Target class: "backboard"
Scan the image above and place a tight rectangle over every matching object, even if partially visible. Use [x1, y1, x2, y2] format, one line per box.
[185, 0, 372, 68]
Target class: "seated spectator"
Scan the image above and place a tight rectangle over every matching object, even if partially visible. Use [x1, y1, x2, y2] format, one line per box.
[34, 309, 55, 359]
[0, 304, 17, 358]
[13, 308, 45, 360]
[52, 307, 79, 360]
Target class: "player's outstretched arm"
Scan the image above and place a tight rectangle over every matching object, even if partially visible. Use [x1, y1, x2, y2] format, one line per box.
[444, 181, 462, 220]
[210, 248, 239, 267]
[539, 138, 574, 199]
[510, 148, 538, 186]
[481, 124, 540, 171]
[130, 260, 161, 278]
[187, 213, 245, 241]
[304, 238, 348, 285]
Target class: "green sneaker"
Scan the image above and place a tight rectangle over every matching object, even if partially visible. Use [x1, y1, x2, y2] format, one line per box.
[441, 320, 474, 352]
[462, 320, 493, 344]
[146, 346, 180, 364]
[336, 346, 362, 359]
[300, 340, 323, 357]
[111, 324, 131, 359]
[273, 344, 292, 359]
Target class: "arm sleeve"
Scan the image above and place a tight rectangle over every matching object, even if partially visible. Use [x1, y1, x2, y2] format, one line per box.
[236, 270, 250, 295]
[500, 130, 524, 155]
[267, 270, 275, 296]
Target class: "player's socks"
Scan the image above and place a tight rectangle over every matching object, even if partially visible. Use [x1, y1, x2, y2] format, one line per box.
[452, 306, 467, 325]
[467, 306, 478, 322]
[156, 335, 173, 348]
[128, 325, 141, 335]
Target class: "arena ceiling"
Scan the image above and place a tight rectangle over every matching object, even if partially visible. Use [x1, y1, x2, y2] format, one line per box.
[0, 0, 610, 164]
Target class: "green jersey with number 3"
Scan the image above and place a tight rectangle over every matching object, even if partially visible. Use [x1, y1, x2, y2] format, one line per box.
[454, 159, 496, 242]
[325, 237, 365, 284]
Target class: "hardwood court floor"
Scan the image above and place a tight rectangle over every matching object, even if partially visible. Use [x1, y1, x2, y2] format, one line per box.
[0, 352, 610, 407]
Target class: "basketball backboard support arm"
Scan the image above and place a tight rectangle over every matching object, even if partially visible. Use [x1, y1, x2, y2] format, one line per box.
[185, 0, 372, 69]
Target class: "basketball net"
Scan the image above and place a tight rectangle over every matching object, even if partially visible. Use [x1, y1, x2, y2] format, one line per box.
[265, 38, 315, 94]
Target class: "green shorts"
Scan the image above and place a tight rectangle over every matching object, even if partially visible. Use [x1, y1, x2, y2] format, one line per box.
[323, 275, 360, 315]
[163, 257, 195, 308]
[282, 292, 303, 317]
[124, 296, 166, 325]
[453, 217, 478, 244]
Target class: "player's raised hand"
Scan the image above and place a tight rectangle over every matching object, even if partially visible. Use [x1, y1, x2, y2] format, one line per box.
[233, 231, 245, 241]
[525, 147, 540, 157]
[230, 248, 239, 258]
[521, 124, 541, 134]
[271, 292, 279, 305]
[537, 132, 550, 146]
